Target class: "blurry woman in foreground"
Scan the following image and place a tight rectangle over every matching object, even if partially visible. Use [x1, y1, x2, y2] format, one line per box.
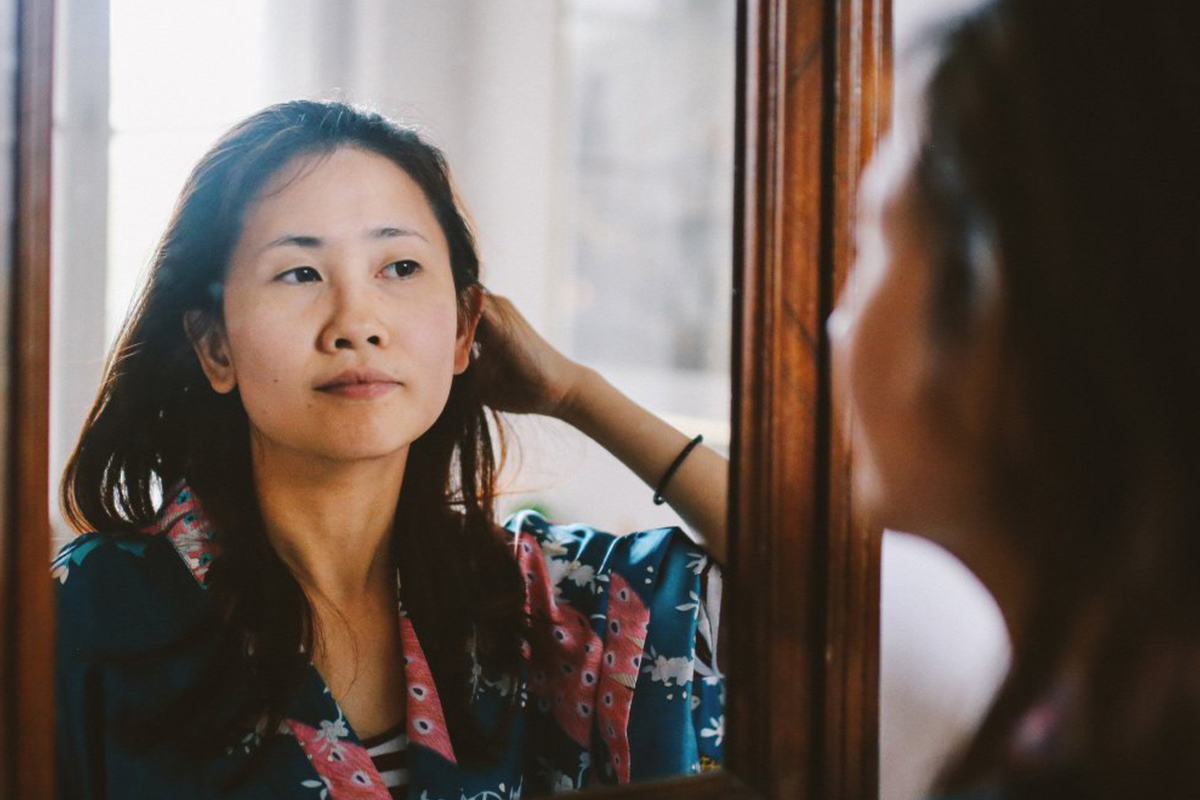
[830, 0, 1200, 797]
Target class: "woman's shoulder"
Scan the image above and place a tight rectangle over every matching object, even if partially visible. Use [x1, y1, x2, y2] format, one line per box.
[500, 508, 710, 585]
[500, 508, 621, 550]
[53, 527, 209, 655]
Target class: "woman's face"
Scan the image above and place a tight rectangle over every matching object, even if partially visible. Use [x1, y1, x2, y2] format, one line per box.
[829, 132, 1005, 551]
[190, 146, 474, 464]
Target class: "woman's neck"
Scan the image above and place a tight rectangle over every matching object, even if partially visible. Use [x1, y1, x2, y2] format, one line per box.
[250, 433, 409, 609]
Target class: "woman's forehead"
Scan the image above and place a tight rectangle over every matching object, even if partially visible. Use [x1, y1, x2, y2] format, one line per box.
[241, 147, 441, 246]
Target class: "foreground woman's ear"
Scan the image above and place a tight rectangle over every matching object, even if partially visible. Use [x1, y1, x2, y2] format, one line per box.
[454, 284, 485, 375]
[184, 310, 238, 394]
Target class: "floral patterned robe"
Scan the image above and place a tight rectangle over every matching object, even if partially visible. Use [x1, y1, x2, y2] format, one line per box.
[54, 483, 724, 799]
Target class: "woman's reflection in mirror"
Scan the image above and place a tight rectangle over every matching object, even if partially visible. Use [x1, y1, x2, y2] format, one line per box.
[54, 101, 728, 799]
[831, 0, 1200, 797]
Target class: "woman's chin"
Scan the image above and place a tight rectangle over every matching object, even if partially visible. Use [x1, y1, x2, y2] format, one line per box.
[255, 430, 420, 465]
[312, 437, 415, 463]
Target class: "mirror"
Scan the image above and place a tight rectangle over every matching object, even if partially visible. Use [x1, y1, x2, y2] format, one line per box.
[48, 0, 735, 796]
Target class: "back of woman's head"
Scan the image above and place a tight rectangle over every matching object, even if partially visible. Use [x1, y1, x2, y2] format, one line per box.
[61, 100, 524, 769]
[909, 1, 1200, 796]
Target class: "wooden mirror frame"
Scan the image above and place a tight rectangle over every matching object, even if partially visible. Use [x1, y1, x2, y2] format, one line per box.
[0, 0, 890, 797]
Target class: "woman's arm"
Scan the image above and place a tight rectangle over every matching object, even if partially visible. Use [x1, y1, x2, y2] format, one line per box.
[559, 368, 728, 563]
[473, 292, 729, 563]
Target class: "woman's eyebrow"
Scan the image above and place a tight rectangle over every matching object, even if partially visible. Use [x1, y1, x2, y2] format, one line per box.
[370, 226, 428, 243]
[259, 226, 429, 254]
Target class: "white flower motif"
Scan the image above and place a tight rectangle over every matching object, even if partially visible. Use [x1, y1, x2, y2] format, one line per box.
[675, 590, 701, 618]
[313, 714, 349, 760]
[643, 650, 694, 687]
[686, 552, 709, 575]
[701, 714, 725, 746]
[568, 562, 595, 587]
[483, 672, 517, 697]
[545, 557, 596, 593]
[540, 538, 569, 558]
[301, 776, 331, 799]
[317, 717, 348, 746]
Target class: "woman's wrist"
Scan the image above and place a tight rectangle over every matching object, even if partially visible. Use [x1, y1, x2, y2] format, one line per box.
[553, 364, 606, 429]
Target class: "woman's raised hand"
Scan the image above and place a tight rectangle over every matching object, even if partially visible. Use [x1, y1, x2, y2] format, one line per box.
[471, 290, 728, 561]
[471, 291, 591, 419]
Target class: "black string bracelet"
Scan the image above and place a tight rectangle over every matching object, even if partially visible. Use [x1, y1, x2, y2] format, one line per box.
[653, 434, 704, 505]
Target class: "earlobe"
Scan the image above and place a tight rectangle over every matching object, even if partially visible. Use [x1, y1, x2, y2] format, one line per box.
[183, 311, 237, 394]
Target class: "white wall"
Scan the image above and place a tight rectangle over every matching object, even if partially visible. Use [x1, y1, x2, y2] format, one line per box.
[50, 0, 110, 536]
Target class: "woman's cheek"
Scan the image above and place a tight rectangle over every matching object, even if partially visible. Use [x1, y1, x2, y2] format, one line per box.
[843, 261, 921, 524]
[403, 303, 463, 407]
[228, 345, 296, 433]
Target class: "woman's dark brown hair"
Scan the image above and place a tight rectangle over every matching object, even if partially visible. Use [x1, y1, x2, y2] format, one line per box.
[909, 0, 1200, 797]
[60, 100, 526, 773]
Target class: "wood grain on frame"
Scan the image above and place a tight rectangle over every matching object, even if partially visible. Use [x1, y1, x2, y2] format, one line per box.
[3, 0, 55, 797]
[726, 0, 889, 799]
[823, 0, 890, 796]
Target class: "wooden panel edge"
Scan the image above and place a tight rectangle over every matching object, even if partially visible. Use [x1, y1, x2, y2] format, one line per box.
[5, 0, 55, 796]
[726, 0, 830, 798]
[822, 0, 891, 797]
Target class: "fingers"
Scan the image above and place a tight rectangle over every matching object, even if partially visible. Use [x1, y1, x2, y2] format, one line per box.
[472, 292, 518, 355]
[477, 291, 524, 336]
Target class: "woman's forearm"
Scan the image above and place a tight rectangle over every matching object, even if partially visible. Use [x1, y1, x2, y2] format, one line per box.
[558, 367, 729, 564]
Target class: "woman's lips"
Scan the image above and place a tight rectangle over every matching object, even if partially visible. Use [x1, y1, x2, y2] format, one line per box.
[314, 368, 401, 399]
[316, 381, 399, 399]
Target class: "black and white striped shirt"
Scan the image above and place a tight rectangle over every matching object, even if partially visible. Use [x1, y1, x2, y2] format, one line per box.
[360, 721, 409, 799]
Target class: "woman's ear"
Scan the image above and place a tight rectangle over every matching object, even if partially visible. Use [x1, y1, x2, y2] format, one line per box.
[183, 311, 237, 393]
[453, 285, 484, 375]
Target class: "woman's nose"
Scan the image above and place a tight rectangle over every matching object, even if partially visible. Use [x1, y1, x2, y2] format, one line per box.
[318, 283, 389, 352]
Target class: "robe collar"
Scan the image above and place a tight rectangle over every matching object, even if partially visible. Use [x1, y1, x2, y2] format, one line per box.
[144, 480, 460, 796]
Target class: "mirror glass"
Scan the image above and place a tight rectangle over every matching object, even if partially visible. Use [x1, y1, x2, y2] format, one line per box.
[49, 0, 734, 795]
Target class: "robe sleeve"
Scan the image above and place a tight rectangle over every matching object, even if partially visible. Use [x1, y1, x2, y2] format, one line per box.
[53, 533, 110, 800]
[52, 529, 214, 799]
[504, 510, 724, 786]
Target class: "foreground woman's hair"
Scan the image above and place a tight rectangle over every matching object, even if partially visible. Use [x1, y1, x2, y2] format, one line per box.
[912, 0, 1200, 796]
[61, 100, 526, 766]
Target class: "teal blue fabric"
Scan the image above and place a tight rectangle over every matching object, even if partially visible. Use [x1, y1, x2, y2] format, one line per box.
[54, 486, 724, 799]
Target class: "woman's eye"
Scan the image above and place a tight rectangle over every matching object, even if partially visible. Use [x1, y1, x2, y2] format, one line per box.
[381, 260, 421, 279]
[278, 266, 322, 284]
